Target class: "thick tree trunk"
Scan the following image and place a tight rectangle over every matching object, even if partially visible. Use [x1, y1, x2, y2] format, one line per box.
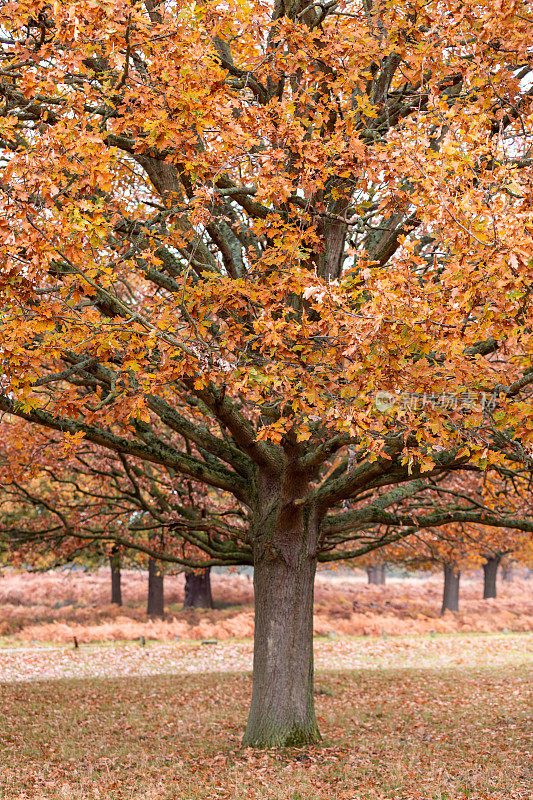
[147, 557, 164, 619]
[483, 554, 501, 599]
[366, 564, 386, 584]
[441, 563, 460, 614]
[110, 547, 122, 606]
[183, 567, 213, 609]
[242, 482, 321, 748]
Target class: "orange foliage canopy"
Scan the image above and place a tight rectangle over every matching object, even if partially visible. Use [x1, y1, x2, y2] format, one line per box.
[0, 0, 531, 558]
[0, 0, 531, 454]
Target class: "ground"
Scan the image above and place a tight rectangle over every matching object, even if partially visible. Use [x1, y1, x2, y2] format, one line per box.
[1, 572, 531, 799]
[0, 569, 531, 643]
[0, 633, 531, 799]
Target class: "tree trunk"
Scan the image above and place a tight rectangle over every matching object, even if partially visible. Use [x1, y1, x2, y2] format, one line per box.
[110, 547, 122, 606]
[242, 484, 321, 748]
[147, 557, 164, 619]
[183, 567, 213, 609]
[483, 554, 501, 599]
[441, 563, 460, 614]
[502, 562, 514, 583]
[367, 565, 378, 584]
[366, 563, 386, 584]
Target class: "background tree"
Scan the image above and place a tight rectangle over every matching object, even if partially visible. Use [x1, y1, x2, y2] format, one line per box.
[109, 543, 122, 605]
[463, 474, 531, 600]
[147, 550, 165, 618]
[359, 554, 387, 585]
[355, 469, 532, 612]
[0, 419, 244, 580]
[184, 568, 214, 609]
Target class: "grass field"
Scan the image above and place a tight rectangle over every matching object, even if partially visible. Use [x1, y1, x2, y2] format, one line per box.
[1, 633, 531, 800]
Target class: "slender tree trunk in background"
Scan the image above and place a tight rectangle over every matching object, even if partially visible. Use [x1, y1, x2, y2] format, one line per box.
[483, 554, 501, 599]
[110, 546, 122, 606]
[502, 562, 514, 583]
[183, 567, 213, 609]
[242, 476, 321, 748]
[366, 564, 386, 584]
[147, 557, 164, 619]
[441, 563, 460, 614]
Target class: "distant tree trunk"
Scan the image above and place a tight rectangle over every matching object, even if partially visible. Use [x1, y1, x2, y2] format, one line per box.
[147, 557, 164, 619]
[502, 562, 514, 583]
[366, 565, 378, 584]
[366, 564, 386, 585]
[483, 554, 501, 599]
[441, 563, 460, 614]
[110, 546, 122, 606]
[184, 568, 213, 608]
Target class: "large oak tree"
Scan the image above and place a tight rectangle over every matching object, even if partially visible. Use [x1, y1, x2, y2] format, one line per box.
[0, 0, 532, 745]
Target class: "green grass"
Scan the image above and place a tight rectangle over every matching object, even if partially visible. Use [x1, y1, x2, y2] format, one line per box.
[1, 660, 531, 799]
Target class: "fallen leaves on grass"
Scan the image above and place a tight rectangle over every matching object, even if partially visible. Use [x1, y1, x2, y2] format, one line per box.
[0, 655, 531, 799]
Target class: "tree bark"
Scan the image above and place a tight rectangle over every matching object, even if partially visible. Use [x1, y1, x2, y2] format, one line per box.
[441, 563, 460, 614]
[366, 564, 386, 584]
[242, 476, 321, 748]
[183, 567, 213, 609]
[502, 561, 514, 583]
[147, 557, 164, 619]
[366, 565, 378, 584]
[483, 554, 501, 599]
[110, 546, 122, 606]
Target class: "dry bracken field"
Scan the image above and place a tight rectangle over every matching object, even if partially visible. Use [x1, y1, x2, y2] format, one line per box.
[0, 569, 532, 644]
